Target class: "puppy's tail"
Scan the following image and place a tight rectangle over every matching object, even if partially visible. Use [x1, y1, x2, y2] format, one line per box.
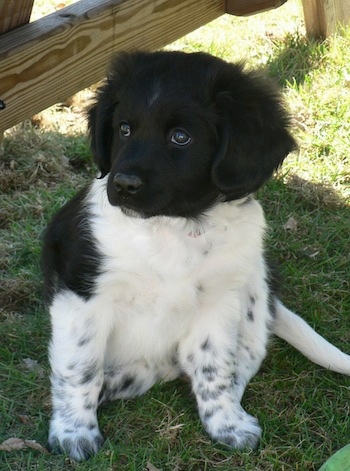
[273, 300, 350, 375]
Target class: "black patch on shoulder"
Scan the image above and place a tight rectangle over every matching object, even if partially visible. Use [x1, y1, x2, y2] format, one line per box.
[247, 309, 254, 322]
[42, 185, 103, 301]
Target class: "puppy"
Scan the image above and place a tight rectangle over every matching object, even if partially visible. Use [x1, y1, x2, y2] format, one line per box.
[42, 51, 350, 461]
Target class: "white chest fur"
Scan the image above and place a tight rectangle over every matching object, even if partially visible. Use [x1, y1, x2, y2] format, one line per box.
[84, 178, 267, 365]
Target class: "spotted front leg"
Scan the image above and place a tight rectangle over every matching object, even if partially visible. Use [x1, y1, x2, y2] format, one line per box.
[49, 368, 104, 461]
[181, 335, 261, 449]
[48, 292, 112, 461]
[178, 296, 268, 449]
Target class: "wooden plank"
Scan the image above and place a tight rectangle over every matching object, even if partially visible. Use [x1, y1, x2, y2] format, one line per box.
[226, 0, 287, 16]
[302, 0, 350, 37]
[0, 0, 225, 134]
[0, 0, 34, 34]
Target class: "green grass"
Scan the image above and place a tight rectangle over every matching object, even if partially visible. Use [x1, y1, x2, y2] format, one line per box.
[1, 1, 349, 469]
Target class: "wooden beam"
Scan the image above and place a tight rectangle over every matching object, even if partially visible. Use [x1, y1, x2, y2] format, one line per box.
[0, 0, 34, 34]
[0, 0, 225, 134]
[302, 0, 350, 38]
[226, 0, 287, 16]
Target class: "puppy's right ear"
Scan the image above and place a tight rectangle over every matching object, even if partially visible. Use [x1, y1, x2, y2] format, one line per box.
[88, 86, 116, 178]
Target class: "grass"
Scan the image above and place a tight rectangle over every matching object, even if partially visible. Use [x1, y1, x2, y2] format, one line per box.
[1, 0, 349, 469]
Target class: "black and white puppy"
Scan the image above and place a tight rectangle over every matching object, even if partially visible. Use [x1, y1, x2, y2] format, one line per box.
[42, 51, 350, 461]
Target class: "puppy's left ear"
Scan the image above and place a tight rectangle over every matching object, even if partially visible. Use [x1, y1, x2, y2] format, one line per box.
[210, 63, 297, 199]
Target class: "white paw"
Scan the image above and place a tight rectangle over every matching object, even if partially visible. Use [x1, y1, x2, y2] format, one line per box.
[48, 423, 104, 461]
[203, 408, 261, 449]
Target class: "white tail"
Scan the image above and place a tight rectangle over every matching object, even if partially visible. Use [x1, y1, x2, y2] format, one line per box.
[273, 300, 350, 376]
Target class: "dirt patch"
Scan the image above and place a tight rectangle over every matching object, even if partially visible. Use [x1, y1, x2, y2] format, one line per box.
[0, 278, 41, 314]
[0, 147, 73, 194]
[0, 118, 93, 196]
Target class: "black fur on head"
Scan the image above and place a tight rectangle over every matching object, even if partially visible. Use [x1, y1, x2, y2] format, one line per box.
[88, 50, 296, 217]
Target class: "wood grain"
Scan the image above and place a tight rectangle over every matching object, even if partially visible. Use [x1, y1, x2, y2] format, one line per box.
[301, 0, 350, 37]
[0, 0, 225, 133]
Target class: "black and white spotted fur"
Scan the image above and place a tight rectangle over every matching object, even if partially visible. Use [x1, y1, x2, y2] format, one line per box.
[42, 51, 350, 461]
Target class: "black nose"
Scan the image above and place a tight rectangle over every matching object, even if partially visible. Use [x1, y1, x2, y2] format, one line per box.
[113, 173, 143, 196]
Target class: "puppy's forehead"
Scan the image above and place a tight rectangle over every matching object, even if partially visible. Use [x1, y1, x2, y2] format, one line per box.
[147, 80, 162, 107]
[129, 57, 209, 104]
[110, 52, 221, 118]
[122, 77, 202, 116]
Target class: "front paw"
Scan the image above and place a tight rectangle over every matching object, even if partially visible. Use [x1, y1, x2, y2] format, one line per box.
[203, 408, 261, 450]
[48, 426, 104, 461]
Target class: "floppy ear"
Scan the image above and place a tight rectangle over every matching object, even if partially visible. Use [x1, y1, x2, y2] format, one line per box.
[88, 52, 134, 177]
[87, 85, 116, 178]
[210, 63, 297, 199]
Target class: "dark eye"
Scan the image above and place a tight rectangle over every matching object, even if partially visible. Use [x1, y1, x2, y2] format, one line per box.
[120, 122, 131, 138]
[170, 129, 191, 146]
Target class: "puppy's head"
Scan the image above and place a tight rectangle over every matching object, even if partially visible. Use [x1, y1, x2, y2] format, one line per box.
[88, 51, 296, 218]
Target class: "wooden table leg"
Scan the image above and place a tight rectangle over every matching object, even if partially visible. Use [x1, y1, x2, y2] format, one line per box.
[0, 0, 34, 34]
[301, 0, 350, 38]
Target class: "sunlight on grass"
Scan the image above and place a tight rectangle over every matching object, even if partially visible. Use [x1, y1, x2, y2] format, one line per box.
[30, 0, 76, 21]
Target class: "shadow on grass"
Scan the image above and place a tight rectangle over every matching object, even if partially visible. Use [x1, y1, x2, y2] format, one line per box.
[261, 173, 349, 212]
[259, 172, 349, 264]
[266, 32, 328, 86]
